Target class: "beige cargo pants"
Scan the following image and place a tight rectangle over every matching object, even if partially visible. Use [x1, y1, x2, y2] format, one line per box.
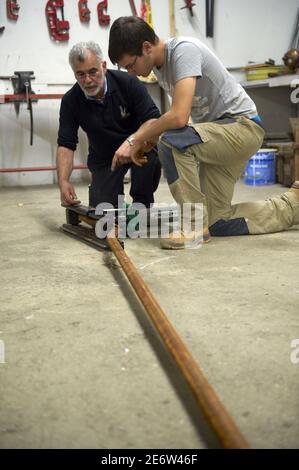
[158, 116, 299, 236]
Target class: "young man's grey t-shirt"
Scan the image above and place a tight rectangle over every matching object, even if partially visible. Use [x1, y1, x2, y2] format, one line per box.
[153, 37, 257, 123]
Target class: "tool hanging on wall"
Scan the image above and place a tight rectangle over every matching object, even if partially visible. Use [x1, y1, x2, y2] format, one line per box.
[6, 0, 20, 20]
[289, 6, 299, 50]
[11, 71, 36, 146]
[140, 1, 146, 21]
[140, 0, 153, 28]
[181, 0, 196, 17]
[169, 0, 177, 37]
[138, 0, 157, 83]
[78, 0, 90, 23]
[45, 0, 70, 42]
[128, 0, 138, 17]
[206, 0, 214, 37]
[97, 0, 110, 26]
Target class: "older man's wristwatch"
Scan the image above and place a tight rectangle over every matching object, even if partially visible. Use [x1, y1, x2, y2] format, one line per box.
[127, 136, 135, 146]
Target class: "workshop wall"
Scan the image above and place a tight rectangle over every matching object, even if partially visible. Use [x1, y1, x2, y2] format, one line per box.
[0, 0, 297, 186]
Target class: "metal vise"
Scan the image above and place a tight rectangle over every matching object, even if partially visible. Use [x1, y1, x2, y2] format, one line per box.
[11, 71, 36, 145]
[11, 71, 35, 96]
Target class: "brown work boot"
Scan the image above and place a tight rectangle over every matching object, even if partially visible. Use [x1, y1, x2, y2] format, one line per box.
[160, 228, 211, 250]
[288, 181, 299, 225]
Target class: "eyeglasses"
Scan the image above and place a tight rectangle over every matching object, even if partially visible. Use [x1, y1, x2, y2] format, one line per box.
[118, 56, 138, 72]
[75, 69, 99, 81]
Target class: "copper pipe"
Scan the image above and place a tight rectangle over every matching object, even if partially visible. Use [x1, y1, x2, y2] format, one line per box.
[106, 233, 249, 449]
[0, 165, 87, 173]
[79, 214, 96, 226]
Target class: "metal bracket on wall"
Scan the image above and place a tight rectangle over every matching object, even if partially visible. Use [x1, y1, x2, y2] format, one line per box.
[78, 0, 90, 23]
[45, 0, 70, 42]
[6, 0, 20, 21]
[97, 0, 110, 26]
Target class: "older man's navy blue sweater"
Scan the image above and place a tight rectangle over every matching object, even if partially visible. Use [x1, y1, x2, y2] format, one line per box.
[57, 70, 160, 171]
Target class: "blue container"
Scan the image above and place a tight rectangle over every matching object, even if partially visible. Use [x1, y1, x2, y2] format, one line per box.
[244, 149, 277, 185]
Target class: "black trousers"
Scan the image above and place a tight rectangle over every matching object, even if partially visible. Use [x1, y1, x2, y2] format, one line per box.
[89, 151, 161, 208]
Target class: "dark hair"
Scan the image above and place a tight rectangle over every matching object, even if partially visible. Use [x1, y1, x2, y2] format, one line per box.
[108, 16, 159, 64]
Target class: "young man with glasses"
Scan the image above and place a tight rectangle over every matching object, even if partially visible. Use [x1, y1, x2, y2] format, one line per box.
[56, 41, 161, 210]
[108, 16, 299, 249]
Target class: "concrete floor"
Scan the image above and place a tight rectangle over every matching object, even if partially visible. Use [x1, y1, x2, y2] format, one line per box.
[0, 178, 298, 449]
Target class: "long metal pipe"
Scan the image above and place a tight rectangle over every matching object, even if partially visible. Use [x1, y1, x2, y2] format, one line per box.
[0, 165, 87, 173]
[106, 233, 250, 449]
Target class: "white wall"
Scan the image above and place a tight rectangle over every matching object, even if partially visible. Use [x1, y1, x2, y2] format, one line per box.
[175, 0, 298, 67]
[0, 0, 297, 186]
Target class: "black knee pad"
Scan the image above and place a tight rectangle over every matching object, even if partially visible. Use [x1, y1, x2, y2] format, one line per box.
[157, 141, 179, 185]
[209, 218, 249, 236]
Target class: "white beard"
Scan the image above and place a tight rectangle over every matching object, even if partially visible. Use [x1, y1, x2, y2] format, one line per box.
[79, 83, 103, 98]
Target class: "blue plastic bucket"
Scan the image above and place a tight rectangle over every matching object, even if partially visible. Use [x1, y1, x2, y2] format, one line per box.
[244, 149, 277, 185]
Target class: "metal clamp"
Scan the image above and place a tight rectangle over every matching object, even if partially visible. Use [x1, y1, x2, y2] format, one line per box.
[45, 0, 70, 42]
[78, 0, 90, 23]
[97, 0, 110, 26]
[6, 0, 20, 21]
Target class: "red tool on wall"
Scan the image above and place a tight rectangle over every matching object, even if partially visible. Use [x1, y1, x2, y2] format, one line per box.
[140, 1, 146, 20]
[97, 0, 110, 26]
[6, 0, 20, 20]
[45, 0, 70, 42]
[181, 0, 196, 16]
[78, 0, 90, 23]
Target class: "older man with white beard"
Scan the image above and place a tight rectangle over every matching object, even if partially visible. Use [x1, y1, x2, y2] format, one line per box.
[56, 41, 161, 209]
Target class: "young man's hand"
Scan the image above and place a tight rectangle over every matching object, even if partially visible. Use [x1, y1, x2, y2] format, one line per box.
[111, 139, 148, 170]
[59, 181, 81, 206]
